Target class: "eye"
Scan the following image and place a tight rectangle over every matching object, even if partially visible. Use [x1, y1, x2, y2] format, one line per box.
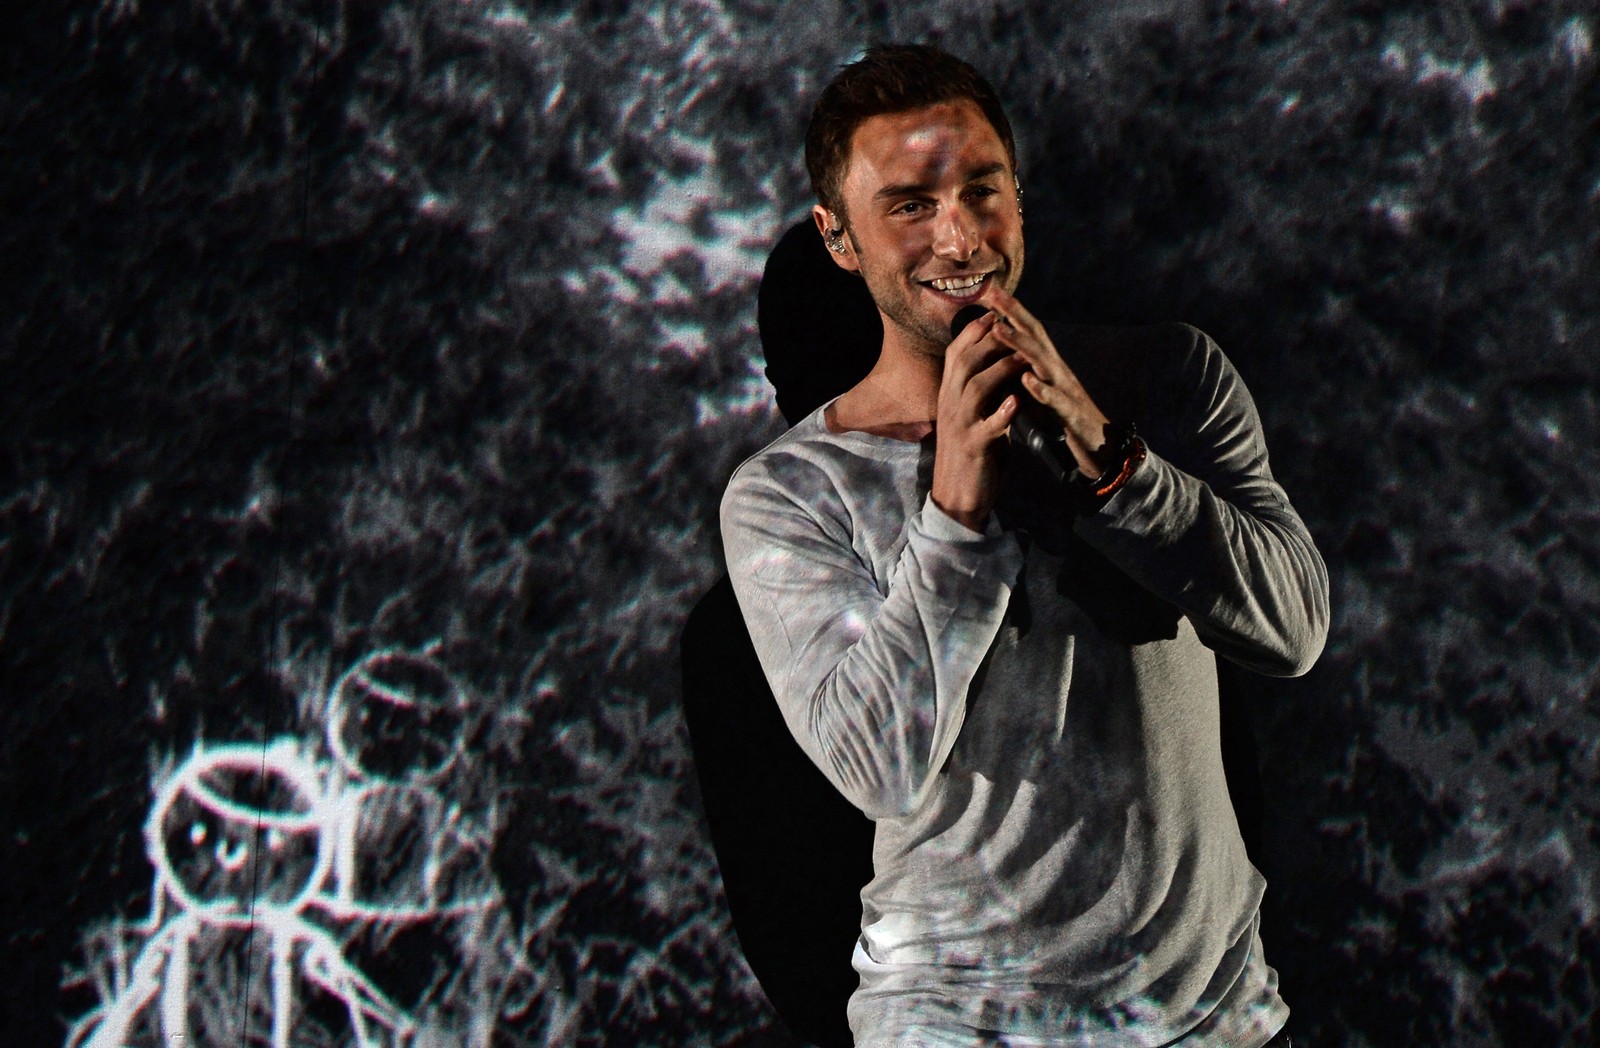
[216, 835, 251, 871]
[891, 200, 927, 217]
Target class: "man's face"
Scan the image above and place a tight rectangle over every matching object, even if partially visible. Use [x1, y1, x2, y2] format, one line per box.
[814, 99, 1024, 356]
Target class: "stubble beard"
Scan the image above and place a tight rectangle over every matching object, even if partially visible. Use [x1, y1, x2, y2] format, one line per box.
[876, 281, 951, 357]
[854, 242, 1023, 359]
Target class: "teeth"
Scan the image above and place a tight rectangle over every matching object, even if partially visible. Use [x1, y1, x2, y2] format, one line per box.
[931, 274, 985, 292]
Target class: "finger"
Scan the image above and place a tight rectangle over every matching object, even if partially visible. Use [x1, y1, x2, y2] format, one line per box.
[964, 351, 1029, 406]
[978, 391, 1018, 438]
[974, 287, 1046, 350]
[952, 358, 1026, 427]
[946, 309, 1000, 355]
[988, 329, 1063, 393]
[978, 283, 1046, 340]
[983, 304, 1045, 354]
[943, 315, 1009, 385]
[949, 305, 1000, 345]
[1019, 368, 1069, 414]
[987, 309, 1072, 386]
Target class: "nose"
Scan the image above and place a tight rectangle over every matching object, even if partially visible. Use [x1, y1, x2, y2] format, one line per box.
[932, 204, 978, 262]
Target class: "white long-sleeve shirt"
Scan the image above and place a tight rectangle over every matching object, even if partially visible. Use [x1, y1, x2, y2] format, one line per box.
[721, 322, 1328, 1046]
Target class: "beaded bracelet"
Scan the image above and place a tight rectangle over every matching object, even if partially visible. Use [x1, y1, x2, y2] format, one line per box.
[1088, 425, 1147, 499]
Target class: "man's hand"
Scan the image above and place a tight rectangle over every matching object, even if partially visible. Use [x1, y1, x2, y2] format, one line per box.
[979, 284, 1117, 479]
[931, 310, 1028, 532]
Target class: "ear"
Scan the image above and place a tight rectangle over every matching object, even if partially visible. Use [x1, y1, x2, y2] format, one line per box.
[812, 204, 859, 273]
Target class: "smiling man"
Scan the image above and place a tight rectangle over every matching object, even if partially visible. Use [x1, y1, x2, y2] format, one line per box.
[720, 45, 1328, 1047]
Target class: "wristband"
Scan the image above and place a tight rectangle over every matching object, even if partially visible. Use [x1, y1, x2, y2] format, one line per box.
[1091, 439, 1145, 497]
[1083, 423, 1146, 500]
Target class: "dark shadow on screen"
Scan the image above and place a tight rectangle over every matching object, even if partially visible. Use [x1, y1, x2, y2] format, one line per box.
[680, 219, 878, 1048]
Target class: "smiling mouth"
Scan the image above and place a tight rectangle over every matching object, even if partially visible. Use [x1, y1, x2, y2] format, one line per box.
[922, 272, 991, 298]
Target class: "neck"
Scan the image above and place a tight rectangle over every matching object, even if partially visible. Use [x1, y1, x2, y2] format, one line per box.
[825, 327, 944, 440]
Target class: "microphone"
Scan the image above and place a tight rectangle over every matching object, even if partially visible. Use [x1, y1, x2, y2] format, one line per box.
[949, 306, 1072, 482]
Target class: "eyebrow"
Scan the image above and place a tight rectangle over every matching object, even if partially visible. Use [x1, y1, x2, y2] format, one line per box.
[873, 162, 1009, 201]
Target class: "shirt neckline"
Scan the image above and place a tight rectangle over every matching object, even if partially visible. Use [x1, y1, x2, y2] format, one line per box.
[816, 396, 935, 448]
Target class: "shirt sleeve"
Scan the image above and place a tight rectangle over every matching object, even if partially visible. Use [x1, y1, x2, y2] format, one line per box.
[721, 460, 1025, 819]
[1073, 325, 1330, 677]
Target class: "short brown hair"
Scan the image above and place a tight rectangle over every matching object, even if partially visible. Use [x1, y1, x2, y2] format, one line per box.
[805, 44, 1017, 219]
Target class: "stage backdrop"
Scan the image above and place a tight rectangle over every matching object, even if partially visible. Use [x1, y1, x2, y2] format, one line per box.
[3, 0, 1596, 1045]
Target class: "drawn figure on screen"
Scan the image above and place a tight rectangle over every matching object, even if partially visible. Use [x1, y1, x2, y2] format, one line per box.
[324, 650, 498, 918]
[66, 740, 418, 1048]
[319, 651, 539, 1042]
[66, 653, 541, 1047]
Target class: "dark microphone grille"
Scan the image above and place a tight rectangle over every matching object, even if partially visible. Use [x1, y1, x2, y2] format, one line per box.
[949, 305, 989, 341]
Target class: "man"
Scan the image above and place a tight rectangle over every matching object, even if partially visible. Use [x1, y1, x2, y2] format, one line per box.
[721, 44, 1327, 1047]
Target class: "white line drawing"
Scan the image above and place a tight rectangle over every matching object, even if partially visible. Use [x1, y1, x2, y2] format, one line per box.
[324, 651, 498, 921]
[66, 740, 417, 1048]
[328, 650, 466, 788]
[66, 651, 536, 1048]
